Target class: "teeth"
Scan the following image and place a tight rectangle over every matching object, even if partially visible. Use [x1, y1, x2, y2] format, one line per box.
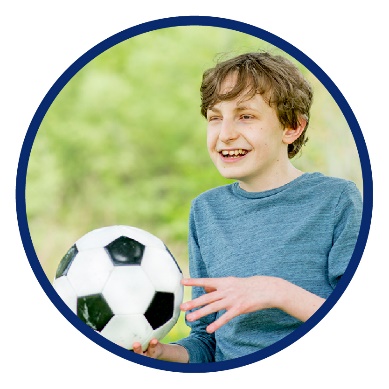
[220, 149, 248, 157]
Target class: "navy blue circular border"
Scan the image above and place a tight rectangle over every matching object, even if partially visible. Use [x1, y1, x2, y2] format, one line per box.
[16, 16, 373, 373]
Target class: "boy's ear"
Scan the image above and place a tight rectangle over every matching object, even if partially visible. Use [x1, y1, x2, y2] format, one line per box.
[282, 117, 307, 144]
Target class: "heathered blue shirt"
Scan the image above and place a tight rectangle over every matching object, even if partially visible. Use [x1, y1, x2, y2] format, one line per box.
[175, 172, 362, 362]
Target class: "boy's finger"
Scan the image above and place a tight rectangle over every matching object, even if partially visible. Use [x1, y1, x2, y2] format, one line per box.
[149, 338, 159, 348]
[180, 289, 220, 311]
[181, 278, 219, 287]
[132, 342, 143, 354]
[206, 309, 237, 333]
[186, 299, 225, 322]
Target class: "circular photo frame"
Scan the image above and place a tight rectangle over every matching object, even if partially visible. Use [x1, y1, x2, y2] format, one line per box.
[16, 16, 372, 373]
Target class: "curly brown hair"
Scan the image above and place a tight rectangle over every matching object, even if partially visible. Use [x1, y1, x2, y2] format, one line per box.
[200, 52, 313, 158]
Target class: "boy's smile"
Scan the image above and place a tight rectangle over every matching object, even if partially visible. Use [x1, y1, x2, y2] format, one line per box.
[218, 148, 249, 161]
[206, 74, 305, 192]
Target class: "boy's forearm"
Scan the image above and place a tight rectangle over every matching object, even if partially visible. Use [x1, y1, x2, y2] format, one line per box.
[159, 344, 189, 363]
[275, 278, 325, 322]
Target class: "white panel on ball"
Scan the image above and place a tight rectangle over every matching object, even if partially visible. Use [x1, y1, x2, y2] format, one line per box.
[103, 266, 155, 314]
[67, 248, 114, 296]
[173, 283, 184, 317]
[141, 246, 183, 293]
[100, 314, 153, 350]
[52, 276, 78, 313]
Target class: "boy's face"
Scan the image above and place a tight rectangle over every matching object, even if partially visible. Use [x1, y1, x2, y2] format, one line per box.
[206, 74, 293, 191]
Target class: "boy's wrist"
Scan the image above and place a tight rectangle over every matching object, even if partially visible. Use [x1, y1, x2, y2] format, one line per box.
[159, 344, 189, 363]
[268, 276, 290, 311]
[271, 277, 325, 321]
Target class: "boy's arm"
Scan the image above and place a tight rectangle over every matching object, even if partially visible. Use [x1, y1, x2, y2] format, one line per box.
[181, 276, 325, 333]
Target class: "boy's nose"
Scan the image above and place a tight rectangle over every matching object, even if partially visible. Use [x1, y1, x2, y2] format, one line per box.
[218, 119, 239, 143]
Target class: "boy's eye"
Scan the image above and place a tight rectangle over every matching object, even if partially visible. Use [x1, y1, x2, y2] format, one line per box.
[241, 114, 253, 120]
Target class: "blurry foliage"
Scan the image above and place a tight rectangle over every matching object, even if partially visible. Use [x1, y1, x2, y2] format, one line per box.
[26, 26, 362, 342]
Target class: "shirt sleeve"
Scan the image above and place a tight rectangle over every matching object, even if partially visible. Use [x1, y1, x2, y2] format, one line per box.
[328, 181, 363, 288]
[173, 201, 217, 363]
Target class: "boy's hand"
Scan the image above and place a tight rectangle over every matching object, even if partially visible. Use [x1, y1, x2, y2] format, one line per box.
[132, 340, 189, 363]
[180, 276, 277, 333]
[180, 276, 324, 332]
[133, 338, 163, 358]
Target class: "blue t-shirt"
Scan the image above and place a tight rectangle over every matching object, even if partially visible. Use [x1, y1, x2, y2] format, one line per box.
[175, 172, 363, 362]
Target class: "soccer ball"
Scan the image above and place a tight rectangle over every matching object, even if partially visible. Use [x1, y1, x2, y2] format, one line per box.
[52, 225, 184, 350]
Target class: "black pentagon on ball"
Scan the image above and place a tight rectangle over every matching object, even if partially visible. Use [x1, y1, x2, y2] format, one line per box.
[55, 244, 78, 279]
[105, 236, 145, 266]
[144, 291, 175, 330]
[77, 294, 114, 332]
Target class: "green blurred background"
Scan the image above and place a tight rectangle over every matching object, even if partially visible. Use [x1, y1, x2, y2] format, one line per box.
[25, 26, 362, 344]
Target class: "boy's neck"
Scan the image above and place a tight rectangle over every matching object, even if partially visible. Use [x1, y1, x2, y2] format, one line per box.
[238, 164, 304, 192]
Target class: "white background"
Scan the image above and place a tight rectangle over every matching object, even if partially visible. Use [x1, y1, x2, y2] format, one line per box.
[2, 1, 387, 387]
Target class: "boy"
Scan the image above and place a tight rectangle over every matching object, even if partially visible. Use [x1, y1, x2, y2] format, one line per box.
[133, 52, 362, 362]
